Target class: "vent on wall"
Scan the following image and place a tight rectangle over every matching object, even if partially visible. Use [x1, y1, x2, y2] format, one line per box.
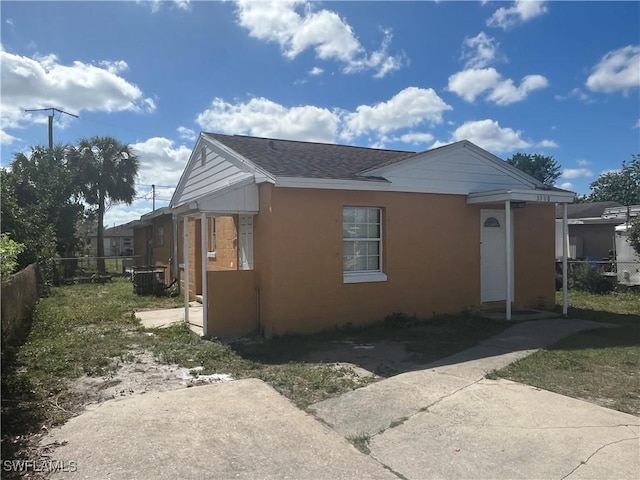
[201, 147, 206, 166]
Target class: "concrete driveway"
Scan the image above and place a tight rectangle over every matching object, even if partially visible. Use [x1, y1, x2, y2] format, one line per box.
[41, 318, 639, 479]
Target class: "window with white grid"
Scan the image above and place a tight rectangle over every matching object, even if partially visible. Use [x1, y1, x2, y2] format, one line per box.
[343, 207, 382, 274]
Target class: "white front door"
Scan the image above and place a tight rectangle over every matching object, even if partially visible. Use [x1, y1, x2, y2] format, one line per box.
[480, 209, 510, 302]
[238, 215, 254, 270]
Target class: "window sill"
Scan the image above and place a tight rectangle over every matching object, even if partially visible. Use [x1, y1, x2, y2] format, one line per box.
[343, 272, 388, 284]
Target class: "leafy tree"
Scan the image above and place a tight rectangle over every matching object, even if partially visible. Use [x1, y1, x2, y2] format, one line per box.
[506, 153, 561, 185]
[1, 146, 84, 270]
[628, 217, 640, 256]
[587, 155, 640, 205]
[0, 234, 25, 279]
[69, 136, 139, 272]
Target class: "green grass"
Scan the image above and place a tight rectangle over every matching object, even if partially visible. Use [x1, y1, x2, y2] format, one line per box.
[1, 279, 512, 464]
[493, 291, 640, 415]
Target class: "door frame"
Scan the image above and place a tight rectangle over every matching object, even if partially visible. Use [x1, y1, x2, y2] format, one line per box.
[480, 209, 514, 303]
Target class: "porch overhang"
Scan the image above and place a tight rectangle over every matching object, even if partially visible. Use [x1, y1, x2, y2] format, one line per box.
[467, 188, 575, 322]
[467, 188, 575, 205]
[172, 178, 259, 215]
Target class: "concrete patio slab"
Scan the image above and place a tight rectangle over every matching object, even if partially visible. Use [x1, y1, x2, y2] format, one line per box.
[369, 379, 639, 480]
[136, 303, 203, 336]
[44, 379, 396, 480]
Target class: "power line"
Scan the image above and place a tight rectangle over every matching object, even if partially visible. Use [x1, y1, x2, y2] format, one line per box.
[24, 107, 79, 149]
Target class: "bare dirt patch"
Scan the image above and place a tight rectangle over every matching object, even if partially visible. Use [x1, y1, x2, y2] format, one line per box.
[68, 350, 232, 408]
[303, 340, 427, 377]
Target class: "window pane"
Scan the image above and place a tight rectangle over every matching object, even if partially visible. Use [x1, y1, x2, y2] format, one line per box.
[368, 208, 380, 223]
[343, 241, 354, 256]
[343, 207, 355, 223]
[367, 256, 380, 270]
[355, 224, 369, 238]
[368, 224, 380, 238]
[355, 208, 367, 223]
[355, 255, 368, 270]
[353, 240, 366, 256]
[343, 255, 356, 271]
[367, 241, 379, 255]
[343, 224, 357, 238]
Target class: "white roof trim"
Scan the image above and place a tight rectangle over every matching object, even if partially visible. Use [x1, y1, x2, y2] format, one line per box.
[467, 188, 575, 204]
[275, 176, 391, 191]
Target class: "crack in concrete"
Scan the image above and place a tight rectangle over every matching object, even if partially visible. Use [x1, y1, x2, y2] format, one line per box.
[431, 423, 640, 431]
[370, 377, 485, 439]
[560, 436, 639, 480]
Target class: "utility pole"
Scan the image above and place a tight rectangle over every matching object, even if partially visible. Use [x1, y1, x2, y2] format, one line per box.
[24, 107, 78, 149]
[152, 184, 156, 211]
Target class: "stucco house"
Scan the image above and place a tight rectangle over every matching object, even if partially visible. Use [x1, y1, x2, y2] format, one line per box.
[170, 133, 575, 338]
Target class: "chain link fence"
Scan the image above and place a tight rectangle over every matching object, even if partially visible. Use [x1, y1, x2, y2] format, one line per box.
[557, 259, 640, 292]
[54, 256, 139, 284]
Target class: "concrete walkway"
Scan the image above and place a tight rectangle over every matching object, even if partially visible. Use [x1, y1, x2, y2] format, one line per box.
[45, 379, 396, 480]
[40, 318, 639, 480]
[310, 318, 639, 479]
[136, 303, 203, 336]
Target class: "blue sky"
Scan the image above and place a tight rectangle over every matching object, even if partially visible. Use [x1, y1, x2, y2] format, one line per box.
[1, 1, 639, 226]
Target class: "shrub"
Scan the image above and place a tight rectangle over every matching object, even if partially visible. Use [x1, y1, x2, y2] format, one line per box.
[569, 263, 613, 294]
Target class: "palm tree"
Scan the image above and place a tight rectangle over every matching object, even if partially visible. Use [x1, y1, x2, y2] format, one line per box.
[70, 136, 139, 272]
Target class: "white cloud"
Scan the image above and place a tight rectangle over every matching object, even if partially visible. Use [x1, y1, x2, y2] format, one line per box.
[561, 168, 593, 179]
[196, 97, 340, 143]
[554, 87, 593, 103]
[634, 119, 640, 129]
[462, 32, 500, 69]
[0, 49, 154, 145]
[576, 159, 591, 166]
[558, 182, 573, 190]
[487, 0, 548, 30]
[5, 19, 14, 27]
[138, 0, 191, 13]
[195, 87, 451, 145]
[234, 1, 406, 78]
[586, 45, 640, 94]
[399, 132, 435, 145]
[342, 87, 452, 139]
[447, 68, 548, 105]
[537, 139, 558, 148]
[436, 119, 532, 153]
[309, 66, 324, 76]
[130, 137, 192, 187]
[177, 126, 197, 141]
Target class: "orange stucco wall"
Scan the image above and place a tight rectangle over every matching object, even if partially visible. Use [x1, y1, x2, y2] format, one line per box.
[252, 184, 555, 336]
[206, 216, 239, 271]
[207, 270, 257, 337]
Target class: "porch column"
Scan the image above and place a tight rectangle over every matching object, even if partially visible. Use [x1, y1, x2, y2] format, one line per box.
[505, 200, 512, 321]
[172, 213, 178, 282]
[562, 203, 568, 316]
[183, 215, 189, 324]
[200, 212, 208, 337]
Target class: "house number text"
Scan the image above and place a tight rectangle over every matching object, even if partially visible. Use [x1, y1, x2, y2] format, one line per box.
[536, 194, 551, 202]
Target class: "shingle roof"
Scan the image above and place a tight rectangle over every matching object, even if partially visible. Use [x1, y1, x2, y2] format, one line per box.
[205, 133, 416, 181]
[554, 201, 622, 219]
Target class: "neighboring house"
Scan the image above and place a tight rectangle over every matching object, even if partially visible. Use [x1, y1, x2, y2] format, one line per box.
[86, 220, 139, 257]
[170, 133, 574, 338]
[133, 207, 175, 282]
[554, 201, 622, 260]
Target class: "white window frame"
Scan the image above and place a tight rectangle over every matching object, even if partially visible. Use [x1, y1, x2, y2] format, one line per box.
[342, 206, 387, 284]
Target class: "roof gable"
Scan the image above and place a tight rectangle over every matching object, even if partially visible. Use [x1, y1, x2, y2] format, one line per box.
[364, 140, 546, 195]
[170, 134, 268, 208]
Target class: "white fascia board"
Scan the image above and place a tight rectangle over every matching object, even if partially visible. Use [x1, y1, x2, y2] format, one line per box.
[275, 176, 391, 191]
[467, 189, 575, 204]
[140, 207, 172, 222]
[567, 217, 625, 225]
